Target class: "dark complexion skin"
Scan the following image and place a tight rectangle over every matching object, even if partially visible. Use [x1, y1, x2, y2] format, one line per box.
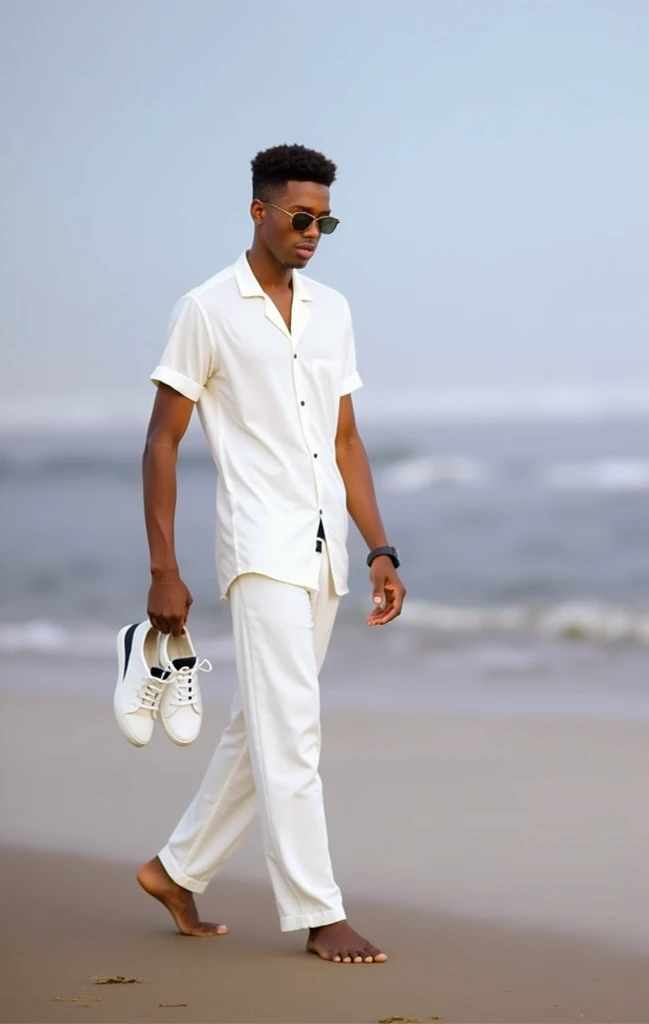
[139, 179, 405, 962]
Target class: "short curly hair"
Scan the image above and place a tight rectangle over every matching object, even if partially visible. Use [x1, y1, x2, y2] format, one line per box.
[251, 144, 337, 200]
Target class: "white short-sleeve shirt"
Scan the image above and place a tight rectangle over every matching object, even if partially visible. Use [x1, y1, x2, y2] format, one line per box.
[150, 252, 363, 599]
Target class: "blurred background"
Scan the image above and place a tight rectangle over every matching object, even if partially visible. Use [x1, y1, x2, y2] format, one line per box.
[2, 0, 648, 711]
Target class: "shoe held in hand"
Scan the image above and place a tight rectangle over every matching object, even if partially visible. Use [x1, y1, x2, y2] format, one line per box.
[158, 627, 211, 745]
[114, 622, 169, 746]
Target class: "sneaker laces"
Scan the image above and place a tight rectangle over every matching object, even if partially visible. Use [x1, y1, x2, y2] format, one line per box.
[137, 672, 169, 714]
[167, 659, 212, 707]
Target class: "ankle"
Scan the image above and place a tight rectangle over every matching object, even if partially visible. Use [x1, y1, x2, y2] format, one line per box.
[310, 919, 346, 935]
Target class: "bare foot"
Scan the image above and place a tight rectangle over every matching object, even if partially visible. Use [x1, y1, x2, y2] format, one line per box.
[137, 857, 228, 937]
[307, 920, 387, 963]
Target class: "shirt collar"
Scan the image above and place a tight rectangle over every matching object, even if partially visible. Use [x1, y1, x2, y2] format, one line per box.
[234, 252, 312, 302]
[292, 269, 312, 302]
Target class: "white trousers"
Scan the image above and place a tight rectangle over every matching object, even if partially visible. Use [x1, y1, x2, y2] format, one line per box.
[158, 544, 345, 932]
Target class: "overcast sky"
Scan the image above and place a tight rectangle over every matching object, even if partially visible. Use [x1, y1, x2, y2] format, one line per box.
[1, 0, 648, 427]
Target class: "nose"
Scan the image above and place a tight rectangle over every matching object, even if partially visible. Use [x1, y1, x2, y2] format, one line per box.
[302, 218, 320, 240]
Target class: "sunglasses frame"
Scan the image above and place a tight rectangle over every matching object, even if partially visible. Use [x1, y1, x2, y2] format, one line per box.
[261, 200, 340, 235]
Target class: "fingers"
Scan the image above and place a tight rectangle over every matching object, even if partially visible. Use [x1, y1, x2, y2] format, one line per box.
[372, 606, 399, 625]
[366, 582, 406, 626]
[147, 579, 192, 636]
[148, 613, 169, 634]
[147, 612, 183, 635]
[180, 595, 193, 630]
[170, 614, 186, 637]
[370, 568, 387, 615]
[367, 605, 395, 626]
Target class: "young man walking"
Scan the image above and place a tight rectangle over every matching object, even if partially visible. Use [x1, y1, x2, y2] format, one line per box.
[137, 144, 406, 964]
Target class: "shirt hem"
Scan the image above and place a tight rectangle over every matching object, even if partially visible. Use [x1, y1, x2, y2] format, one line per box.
[219, 568, 349, 600]
[150, 365, 202, 402]
[340, 372, 363, 396]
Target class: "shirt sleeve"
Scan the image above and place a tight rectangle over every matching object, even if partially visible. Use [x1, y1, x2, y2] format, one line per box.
[340, 300, 363, 397]
[150, 295, 216, 402]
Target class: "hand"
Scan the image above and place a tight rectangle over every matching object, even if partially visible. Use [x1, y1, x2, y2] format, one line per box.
[147, 570, 193, 636]
[366, 556, 406, 626]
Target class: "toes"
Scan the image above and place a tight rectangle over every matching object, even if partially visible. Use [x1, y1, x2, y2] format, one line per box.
[341, 948, 365, 964]
[364, 943, 387, 962]
[337, 944, 381, 964]
[191, 921, 228, 937]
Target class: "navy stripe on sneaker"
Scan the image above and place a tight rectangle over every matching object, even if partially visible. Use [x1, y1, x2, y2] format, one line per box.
[122, 623, 139, 678]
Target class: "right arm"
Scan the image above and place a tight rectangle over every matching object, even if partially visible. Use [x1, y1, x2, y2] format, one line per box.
[143, 383, 195, 636]
[144, 293, 216, 635]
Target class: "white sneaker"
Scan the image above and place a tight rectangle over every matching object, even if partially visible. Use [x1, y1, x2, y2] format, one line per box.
[158, 628, 211, 745]
[114, 621, 170, 746]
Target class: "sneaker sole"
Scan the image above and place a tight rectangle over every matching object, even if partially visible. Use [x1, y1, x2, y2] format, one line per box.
[160, 705, 203, 746]
[161, 723, 203, 747]
[114, 624, 148, 747]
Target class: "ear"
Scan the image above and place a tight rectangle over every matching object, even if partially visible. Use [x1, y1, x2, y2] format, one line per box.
[250, 198, 266, 227]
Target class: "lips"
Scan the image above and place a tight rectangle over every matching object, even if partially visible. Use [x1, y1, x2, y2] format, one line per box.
[295, 244, 316, 259]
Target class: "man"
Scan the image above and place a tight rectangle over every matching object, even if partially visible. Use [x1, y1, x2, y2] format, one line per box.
[137, 144, 406, 964]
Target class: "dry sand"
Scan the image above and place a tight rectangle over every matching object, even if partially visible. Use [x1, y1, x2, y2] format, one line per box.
[2, 670, 649, 1023]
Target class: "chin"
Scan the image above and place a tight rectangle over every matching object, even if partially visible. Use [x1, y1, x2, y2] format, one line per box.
[284, 255, 307, 270]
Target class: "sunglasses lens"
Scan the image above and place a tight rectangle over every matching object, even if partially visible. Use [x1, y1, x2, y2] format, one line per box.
[318, 217, 339, 235]
[291, 213, 314, 232]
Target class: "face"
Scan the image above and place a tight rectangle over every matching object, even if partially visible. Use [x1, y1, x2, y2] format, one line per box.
[251, 180, 332, 270]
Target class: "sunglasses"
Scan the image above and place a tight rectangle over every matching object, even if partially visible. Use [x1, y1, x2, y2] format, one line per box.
[262, 201, 340, 235]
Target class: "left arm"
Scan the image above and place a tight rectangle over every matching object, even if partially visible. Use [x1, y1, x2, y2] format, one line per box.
[335, 394, 406, 625]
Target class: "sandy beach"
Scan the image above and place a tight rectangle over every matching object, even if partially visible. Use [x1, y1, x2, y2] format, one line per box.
[2, 651, 649, 1023]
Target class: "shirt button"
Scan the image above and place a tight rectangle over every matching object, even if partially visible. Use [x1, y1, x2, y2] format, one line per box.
[293, 354, 297, 359]
[300, 400, 305, 406]
[313, 453, 318, 458]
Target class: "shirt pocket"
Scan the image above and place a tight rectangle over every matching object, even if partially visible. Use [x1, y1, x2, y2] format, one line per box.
[311, 358, 342, 424]
[313, 358, 340, 385]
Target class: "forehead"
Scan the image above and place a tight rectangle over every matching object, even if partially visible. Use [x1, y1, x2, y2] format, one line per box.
[281, 180, 330, 212]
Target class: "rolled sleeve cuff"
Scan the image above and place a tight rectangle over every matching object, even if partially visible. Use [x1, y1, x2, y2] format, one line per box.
[340, 371, 363, 397]
[150, 365, 203, 403]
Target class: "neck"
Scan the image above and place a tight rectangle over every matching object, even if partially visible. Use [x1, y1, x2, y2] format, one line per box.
[246, 239, 293, 291]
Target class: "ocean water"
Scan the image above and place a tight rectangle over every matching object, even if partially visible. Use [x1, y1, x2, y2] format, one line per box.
[3, 417, 649, 655]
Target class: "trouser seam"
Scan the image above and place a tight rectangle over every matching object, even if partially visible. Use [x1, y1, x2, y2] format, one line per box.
[178, 733, 250, 882]
[240, 594, 307, 918]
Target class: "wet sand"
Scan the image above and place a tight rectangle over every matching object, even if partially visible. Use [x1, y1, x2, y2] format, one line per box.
[2, 674, 649, 1022]
[3, 846, 649, 1024]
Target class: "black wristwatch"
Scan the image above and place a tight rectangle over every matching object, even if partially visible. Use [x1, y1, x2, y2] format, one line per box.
[367, 545, 401, 570]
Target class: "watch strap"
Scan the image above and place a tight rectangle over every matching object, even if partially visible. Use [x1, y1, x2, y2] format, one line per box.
[366, 545, 400, 569]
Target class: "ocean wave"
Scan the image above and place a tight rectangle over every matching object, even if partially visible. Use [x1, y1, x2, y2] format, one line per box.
[378, 455, 489, 493]
[356, 384, 649, 423]
[4, 603, 649, 655]
[0, 450, 212, 480]
[5, 440, 649, 498]
[540, 459, 649, 492]
[0, 620, 236, 659]
[401, 600, 649, 642]
[4, 384, 649, 431]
